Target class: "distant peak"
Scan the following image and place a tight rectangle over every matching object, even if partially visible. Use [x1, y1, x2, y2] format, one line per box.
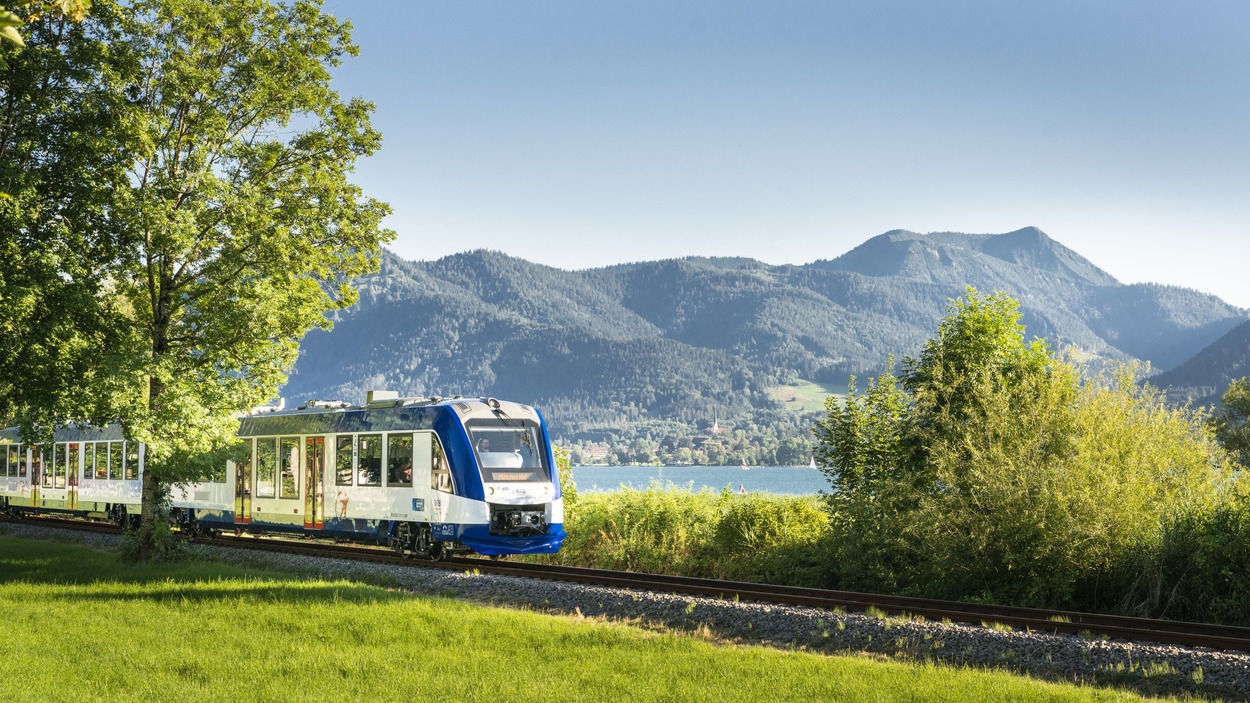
[994, 226, 1051, 243]
[1008, 226, 1047, 237]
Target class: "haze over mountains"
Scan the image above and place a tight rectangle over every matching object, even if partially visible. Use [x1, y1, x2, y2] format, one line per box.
[281, 227, 1248, 441]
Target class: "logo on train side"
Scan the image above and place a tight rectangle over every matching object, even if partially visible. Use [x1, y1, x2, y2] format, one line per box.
[412, 498, 425, 511]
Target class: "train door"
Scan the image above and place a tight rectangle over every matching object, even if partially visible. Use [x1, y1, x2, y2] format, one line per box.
[44, 444, 67, 508]
[233, 440, 253, 525]
[303, 436, 325, 529]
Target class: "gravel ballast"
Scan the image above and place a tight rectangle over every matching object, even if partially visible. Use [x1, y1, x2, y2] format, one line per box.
[5, 522, 1250, 698]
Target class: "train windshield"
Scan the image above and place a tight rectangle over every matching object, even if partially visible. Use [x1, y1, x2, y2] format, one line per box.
[467, 419, 550, 483]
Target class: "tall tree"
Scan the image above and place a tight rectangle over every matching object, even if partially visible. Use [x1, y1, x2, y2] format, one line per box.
[110, 0, 392, 557]
[0, 1, 128, 434]
[5, 0, 392, 558]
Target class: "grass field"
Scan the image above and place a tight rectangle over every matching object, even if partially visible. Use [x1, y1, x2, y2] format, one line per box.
[767, 380, 849, 415]
[0, 533, 1184, 703]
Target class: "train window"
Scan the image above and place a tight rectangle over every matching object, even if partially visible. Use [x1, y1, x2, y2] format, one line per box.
[125, 443, 139, 481]
[335, 436, 354, 486]
[467, 420, 550, 483]
[109, 442, 122, 480]
[1, 444, 8, 477]
[256, 438, 277, 499]
[82, 444, 94, 481]
[387, 433, 413, 488]
[431, 437, 453, 494]
[279, 437, 299, 499]
[15, 445, 26, 478]
[357, 434, 381, 487]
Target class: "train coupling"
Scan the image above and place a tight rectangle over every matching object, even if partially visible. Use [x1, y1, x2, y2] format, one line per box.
[488, 503, 548, 537]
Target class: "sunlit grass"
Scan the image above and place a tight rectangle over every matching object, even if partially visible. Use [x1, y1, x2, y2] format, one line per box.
[0, 535, 1180, 702]
[767, 379, 848, 415]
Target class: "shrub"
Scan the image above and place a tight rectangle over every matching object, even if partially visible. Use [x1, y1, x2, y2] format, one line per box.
[545, 482, 833, 586]
[1122, 496, 1250, 625]
[813, 290, 1235, 611]
[713, 493, 831, 586]
[550, 482, 722, 575]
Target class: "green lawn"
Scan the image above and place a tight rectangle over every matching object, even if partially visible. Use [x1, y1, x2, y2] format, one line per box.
[0, 533, 1180, 703]
[768, 380, 848, 415]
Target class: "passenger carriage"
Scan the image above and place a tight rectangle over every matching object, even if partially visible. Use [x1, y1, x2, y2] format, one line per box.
[0, 425, 143, 525]
[0, 393, 567, 558]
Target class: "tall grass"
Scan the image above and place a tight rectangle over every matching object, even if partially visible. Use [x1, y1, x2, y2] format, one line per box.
[546, 481, 832, 586]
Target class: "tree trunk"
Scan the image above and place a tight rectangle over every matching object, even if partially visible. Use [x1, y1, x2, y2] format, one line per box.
[134, 345, 170, 559]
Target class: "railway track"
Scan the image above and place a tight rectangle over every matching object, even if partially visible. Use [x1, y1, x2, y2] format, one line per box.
[9, 514, 1250, 653]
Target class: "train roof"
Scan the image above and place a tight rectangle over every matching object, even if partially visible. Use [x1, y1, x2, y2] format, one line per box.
[237, 396, 542, 437]
[1, 397, 544, 443]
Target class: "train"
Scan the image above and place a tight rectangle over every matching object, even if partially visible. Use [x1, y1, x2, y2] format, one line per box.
[0, 392, 567, 558]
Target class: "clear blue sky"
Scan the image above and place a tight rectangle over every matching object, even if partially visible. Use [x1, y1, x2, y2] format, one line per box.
[323, 1, 1250, 309]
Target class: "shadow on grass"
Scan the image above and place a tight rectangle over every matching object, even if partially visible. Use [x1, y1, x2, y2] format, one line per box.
[0, 534, 424, 606]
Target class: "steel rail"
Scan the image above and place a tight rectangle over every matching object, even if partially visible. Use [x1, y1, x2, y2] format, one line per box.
[8, 515, 1250, 652]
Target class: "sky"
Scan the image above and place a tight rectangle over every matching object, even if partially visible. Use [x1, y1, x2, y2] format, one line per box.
[322, 1, 1250, 309]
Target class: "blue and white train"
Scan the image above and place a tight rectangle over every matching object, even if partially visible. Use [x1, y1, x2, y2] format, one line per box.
[0, 393, 567, 558]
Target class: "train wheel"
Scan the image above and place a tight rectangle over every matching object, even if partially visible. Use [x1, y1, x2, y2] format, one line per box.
[413, 526, 432, 559]
[392, 523, 415, 558]
[429, 542, 445, 561]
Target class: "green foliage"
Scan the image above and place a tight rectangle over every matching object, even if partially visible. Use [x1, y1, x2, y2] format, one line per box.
[552, 443, 577, 508]
[0, 2, 91, 47]
[543, 483, 830, 586]
[550, 483, 722, 574]
[1122, 496, 1250, 625]
[810, 364, 915, 591]
[814, 361, 909, 506]
[814, 288, 1234, 611]
[0, 1, 132, 437]
[712, 493, 831, 585]
[0, 9, 22, 46]
[1, 0, 392, 558]
[1210, 376, 1250, 467]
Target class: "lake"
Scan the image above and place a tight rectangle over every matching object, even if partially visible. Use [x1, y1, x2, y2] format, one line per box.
[570, 465, 828, 496]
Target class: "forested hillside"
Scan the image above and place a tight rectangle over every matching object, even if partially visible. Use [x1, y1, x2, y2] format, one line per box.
[282, 227, 1247, 454]
[1149, 318, 1250, 405]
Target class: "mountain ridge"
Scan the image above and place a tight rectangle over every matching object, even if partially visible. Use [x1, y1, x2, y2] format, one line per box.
[283, 228, 1247, 442]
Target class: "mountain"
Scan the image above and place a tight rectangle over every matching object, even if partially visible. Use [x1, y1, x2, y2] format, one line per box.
[281, 228, 1247, 442]
[1148, 319, 1250, 405]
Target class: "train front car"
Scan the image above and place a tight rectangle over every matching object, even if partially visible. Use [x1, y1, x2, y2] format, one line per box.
[173, 393, 565, 558]
[439, 398, 566, 557]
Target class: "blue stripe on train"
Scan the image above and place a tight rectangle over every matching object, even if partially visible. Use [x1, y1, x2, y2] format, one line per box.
[197, 511, 565, 555]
